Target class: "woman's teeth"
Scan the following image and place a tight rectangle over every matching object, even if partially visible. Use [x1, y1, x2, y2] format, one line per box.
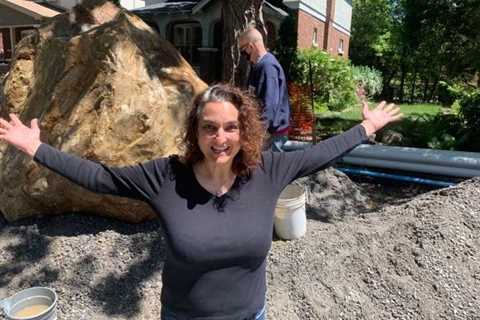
[212, 146, 229, 153]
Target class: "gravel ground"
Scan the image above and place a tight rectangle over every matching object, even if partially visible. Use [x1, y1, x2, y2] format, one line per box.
[1, 177, 479, 319]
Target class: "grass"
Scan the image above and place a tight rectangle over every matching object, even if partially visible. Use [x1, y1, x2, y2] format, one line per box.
[317, 103, 445, 121]
[309, 102, 478, 151]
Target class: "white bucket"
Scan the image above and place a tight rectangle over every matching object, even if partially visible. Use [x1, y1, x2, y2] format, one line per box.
[274, 184, 307, 240]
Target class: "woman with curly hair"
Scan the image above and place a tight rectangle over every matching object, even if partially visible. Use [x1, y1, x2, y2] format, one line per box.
[0, 83, 401, 320]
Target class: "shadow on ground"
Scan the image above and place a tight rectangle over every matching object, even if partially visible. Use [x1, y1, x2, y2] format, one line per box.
[0, 213, 166, 318]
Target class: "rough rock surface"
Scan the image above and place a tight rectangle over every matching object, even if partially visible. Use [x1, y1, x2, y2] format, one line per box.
[0, 0, 207, 222]
[1, 177, 478, 320]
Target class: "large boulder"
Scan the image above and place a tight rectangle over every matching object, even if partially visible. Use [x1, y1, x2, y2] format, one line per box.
[0, 0, 207, 222]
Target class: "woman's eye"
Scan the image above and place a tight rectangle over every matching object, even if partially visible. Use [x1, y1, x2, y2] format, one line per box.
[203, 124, 216, 132]
[225, 124, 239, 132]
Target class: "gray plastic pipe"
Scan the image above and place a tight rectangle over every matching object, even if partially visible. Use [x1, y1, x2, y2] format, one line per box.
[338, 167, 455, 187]
[282, 141, 480, 178]
[342, 145, 480, 177]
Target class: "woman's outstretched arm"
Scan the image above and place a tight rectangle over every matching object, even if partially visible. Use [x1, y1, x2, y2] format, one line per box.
[265, 101, 403, 191]
[0, 114, 163, 201]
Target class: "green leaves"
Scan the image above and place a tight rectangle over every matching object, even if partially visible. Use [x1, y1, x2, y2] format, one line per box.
[290, 49, 357, 112]
[352, 66, 383, 98]
[351, 0, 479, 103]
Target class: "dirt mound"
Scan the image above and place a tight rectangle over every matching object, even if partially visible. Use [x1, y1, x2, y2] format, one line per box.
[1, 178, 478, 319]
[269, 177, 480, 319]
[297, 168, 373, 220]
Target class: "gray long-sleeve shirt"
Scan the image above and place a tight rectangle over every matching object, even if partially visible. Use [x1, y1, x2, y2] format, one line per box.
[34, 125, 367, 320]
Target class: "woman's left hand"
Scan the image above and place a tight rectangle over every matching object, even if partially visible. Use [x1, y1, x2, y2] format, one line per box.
[360, 101, 403, 136]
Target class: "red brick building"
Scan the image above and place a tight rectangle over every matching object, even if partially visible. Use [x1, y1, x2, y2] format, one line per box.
[285, 0, 351, 57]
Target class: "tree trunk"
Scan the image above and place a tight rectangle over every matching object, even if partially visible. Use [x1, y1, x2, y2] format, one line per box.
[429, 78, 439, 102]
[398, 71, 406, 103]
[398, 45, 408, 103]
[381, 69, 397, 100]
[222, 0, 266, 85]
[409, 68, 417, 103]
[422, 78, 429, 102]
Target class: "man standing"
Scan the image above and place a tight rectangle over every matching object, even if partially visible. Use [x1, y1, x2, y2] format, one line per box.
[239, 27, 291, 151]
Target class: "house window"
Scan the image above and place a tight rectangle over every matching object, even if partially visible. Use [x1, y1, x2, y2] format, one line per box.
[20, 29, 37, 39]
[338, 39, 344, 55]
[0, 28, 12, 61]
[15, 27, 36, 44]
[312, 28, 318, 47]
[169, 22, 202, 65]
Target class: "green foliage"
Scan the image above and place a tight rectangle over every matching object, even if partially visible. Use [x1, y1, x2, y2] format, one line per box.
[442, 82, 480, 133]
[351, 0, 480, 103]
[316, 102, 480, 151]
[352, 65, 383, 98]
[457, 89, 480, 131]
[290, 49, 357, 112]
[320, 103, 442, 121]
[371, 113, 464, 150]
[427, 134, 456, 150]
[437, 81, 458, 106]
[350, 0, 394, 67]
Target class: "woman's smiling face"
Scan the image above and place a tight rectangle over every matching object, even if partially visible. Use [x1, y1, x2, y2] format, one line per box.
[197, 101, 242, 166]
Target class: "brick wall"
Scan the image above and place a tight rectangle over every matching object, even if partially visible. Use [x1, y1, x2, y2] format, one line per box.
[325, 27, 350, 58]
[296, 9, 350, 58]
[296, 10, 326, 50]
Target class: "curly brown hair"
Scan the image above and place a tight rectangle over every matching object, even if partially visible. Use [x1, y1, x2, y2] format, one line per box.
[180, 83, 265, 176]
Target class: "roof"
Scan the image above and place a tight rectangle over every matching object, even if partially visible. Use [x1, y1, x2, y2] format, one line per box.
[0, 0, 61, 18]
[264, 1, 288, 17]
[133, 0, 286, 17]
[132, 1, 197, 13]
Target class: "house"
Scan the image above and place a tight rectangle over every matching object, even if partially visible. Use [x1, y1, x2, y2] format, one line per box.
[132, 0, 288, 82]
[1, 0, 352, 82]
[133, 0, 352, 83]
[0, 0, 144, 65]
[0, 0, 61, 62]
[285, 0, 351, 57]
[42, 0, 145, 10]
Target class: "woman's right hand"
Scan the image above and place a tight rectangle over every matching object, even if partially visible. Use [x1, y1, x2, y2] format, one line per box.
[0, 114, 42, 157]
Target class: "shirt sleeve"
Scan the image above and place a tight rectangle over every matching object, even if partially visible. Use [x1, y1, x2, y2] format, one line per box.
[34, 143, 167, 202]
[256, 64, 280, 130]
[262, 124, 368, 193]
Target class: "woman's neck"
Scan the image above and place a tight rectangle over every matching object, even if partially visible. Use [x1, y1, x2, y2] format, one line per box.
[193, 160, 236, 196]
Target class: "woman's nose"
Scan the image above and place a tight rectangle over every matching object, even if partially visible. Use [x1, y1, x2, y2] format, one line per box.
[214, 128, 227, 142]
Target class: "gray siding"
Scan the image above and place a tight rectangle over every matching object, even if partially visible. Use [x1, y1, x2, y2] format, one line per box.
[0, 4, 38, 26]
[285, 0, 327, 21]
[333, 0, 352, 33]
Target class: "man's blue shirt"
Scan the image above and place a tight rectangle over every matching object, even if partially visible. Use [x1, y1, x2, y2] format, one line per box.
[248, 52, 290, 133]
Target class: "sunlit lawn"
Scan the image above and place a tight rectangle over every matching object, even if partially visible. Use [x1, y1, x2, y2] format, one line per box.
[317, 103, 445, 121]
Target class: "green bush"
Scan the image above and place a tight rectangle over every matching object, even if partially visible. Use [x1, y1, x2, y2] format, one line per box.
[437, 81, 457, 106]
[351, 65, 383, 98]
[458, 89, 480, 129]
[290, 49, 357, 112]
[383, 114, 464, 150]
